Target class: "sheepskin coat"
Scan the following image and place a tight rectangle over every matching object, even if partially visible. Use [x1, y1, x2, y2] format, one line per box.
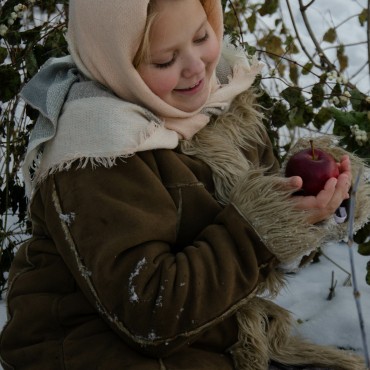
[0, 106, 276, 370]
[1, 91, 369, 370]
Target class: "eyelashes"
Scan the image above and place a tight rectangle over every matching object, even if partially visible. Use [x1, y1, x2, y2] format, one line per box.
[155, 56, 176, 69]
[195, 32, 209, 44]
[154, 32, 209, 70]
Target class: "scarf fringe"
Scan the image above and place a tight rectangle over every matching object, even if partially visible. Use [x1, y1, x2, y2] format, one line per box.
[27, 118, 162, 198]
[29, 154, 134, 195]
[230, 297, 366, 370]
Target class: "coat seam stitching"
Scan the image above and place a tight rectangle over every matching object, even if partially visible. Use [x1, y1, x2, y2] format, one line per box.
[50, 176, 255, 347]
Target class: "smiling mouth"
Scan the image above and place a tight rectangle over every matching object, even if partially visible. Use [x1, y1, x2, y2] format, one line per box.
[175, 80, 202, 92]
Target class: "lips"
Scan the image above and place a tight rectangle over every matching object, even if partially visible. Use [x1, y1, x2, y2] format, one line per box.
[175, 79, 202, 92]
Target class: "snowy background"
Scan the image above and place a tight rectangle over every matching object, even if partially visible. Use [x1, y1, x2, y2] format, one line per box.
[274, 241, 370, 356]
[0, 0, 369, 368]
[275, 0, 369, 94]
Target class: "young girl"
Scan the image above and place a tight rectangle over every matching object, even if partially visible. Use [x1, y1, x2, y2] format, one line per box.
[1, 0, 369, 369]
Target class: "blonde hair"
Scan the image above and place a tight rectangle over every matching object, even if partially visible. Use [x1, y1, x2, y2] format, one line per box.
[133, 0, 207, 68]
[133, 2, 157, 68]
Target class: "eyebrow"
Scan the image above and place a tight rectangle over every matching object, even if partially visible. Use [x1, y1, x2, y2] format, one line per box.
[152, 17, 208, 55]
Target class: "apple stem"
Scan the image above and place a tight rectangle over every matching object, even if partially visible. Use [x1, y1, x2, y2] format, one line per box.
[310, 140, 316, 160]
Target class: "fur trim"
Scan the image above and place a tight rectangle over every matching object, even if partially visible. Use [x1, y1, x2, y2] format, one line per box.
[229, 297, 366, 370]
[230, 169, 327, 265]
[254, 267, 286, 298]
[181, 89, 326, 293]
[181, 89, 266, 205]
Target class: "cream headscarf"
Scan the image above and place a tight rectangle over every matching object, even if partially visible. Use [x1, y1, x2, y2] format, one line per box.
[67, 0, 263, 139]
[21, 0, 263, 198]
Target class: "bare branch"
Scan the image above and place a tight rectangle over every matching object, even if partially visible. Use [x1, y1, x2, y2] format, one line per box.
[321, 251, 352, 286]
[228, 0, 245, 45]
[285, 0, 321, 68]
[300, 0, 315, 12]
[298, 0, 336, 70]
[334, 13, 361, 30]
[347, 170, 370, 368]
[326, 270, 337, 300]
[350, 60, 368, 81]
[323, 41, 367, 51]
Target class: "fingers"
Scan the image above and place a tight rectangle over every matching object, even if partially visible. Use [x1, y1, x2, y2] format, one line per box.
[316, 178, 341, 209]
[277, 176, 303, 193]
[336, 172, 351, 198]
[339, 154, 350, 170]
[292, 174, 350, 224]
[305, 177, 337, 210]
[289, 155, 353, 224]
[338, 155, 352, 181]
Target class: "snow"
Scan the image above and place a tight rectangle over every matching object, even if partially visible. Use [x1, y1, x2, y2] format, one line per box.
[272, 241, 370, 357]
[128, 257, 147, 303]
[0, 240, 369, 367]
[59, 212, 76, 226]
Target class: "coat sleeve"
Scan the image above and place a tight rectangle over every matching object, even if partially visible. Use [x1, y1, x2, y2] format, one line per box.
[38, 152, 277, 358]
[231, 135, 370, 273]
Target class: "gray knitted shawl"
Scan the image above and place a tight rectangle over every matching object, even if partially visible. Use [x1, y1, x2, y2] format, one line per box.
[20, 42, 260, 198]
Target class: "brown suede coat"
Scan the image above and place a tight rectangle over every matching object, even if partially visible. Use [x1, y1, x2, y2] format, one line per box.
[0, 131, 282, 369]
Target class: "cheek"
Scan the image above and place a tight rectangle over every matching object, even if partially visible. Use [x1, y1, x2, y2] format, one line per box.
[206, 37, 221, 67]
[154, 74, 178, 96]
[141, 70, 178, 98]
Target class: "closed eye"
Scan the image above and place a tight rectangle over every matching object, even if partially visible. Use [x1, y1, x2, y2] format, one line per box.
[195, 32, 209, 44]
[154, 54, 176, 69]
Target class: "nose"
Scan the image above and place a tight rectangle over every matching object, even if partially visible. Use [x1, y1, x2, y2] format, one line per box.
[182, 51, 204, 79]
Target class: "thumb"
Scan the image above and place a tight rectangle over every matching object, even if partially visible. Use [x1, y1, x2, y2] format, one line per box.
[286, 175, 303, 190]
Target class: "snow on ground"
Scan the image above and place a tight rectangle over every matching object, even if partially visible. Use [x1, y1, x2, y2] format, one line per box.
[0, 240, 369, 368]
[273, 241, 370, 356]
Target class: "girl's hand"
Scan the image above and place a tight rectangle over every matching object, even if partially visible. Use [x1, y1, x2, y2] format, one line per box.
[286, 155, 352, 224]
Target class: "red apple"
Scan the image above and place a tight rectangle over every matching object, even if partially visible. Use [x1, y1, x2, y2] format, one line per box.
[285, 140, 339, 196]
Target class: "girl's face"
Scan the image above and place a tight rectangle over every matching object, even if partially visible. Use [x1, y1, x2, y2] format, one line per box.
[137, 0, 220, 113]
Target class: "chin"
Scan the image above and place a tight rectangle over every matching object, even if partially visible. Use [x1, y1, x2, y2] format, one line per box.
[180, 103, 205, 113]
[176, 95, 209, 113]
[170, 80, 210, 112]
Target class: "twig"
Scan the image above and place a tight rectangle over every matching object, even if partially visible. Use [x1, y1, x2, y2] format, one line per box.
[347, 169, 370, 368]
[298, 0, 336, 70]
[327, 270, 337, 300]
[285, 0, 321, 69]
[350, 60, 368, 81]
[321, 251, 352, 286]
[227, 0, 244, 46]
[335, 13, 362, 30]
[300, 0, 315, 11]
[323, 41, 367, 51]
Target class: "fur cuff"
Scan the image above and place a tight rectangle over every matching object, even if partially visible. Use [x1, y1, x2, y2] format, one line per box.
[230, 169, 327, 265]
